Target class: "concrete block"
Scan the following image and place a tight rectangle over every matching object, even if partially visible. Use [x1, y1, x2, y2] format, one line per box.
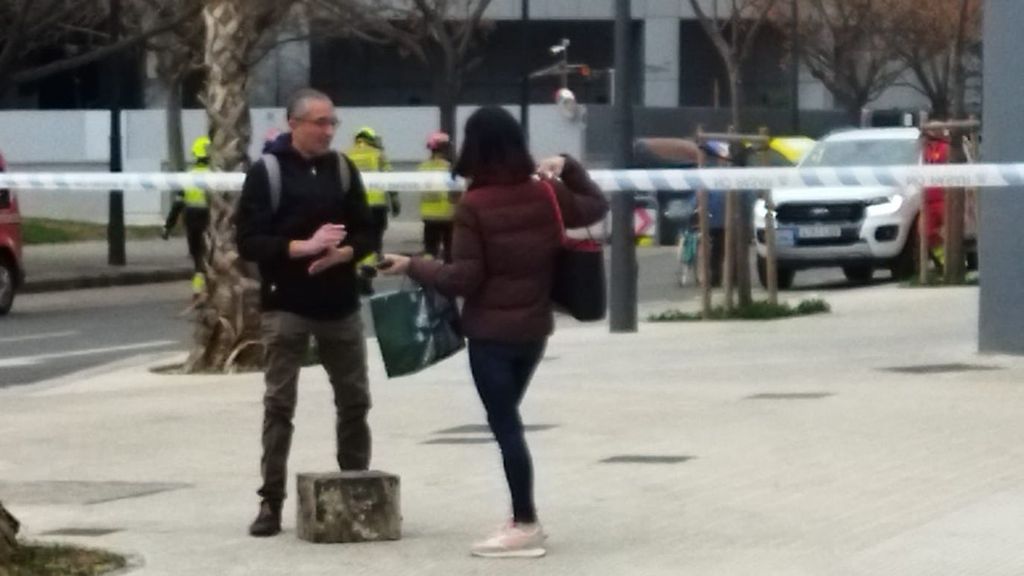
[296, 471, 401, 544]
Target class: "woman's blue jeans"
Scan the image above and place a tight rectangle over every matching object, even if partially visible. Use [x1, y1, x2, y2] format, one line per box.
[468, 338, 546, 524]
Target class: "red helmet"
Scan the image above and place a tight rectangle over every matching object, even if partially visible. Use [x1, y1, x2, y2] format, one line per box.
[426, 131, 450, 151]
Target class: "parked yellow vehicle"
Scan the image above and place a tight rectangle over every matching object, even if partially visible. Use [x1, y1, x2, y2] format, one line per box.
[768, 136, 816, 165]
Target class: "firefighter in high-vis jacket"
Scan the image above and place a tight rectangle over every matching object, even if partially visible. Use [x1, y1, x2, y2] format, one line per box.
[162, 135, 211, 296]
[345, 126, 398, 293]
[418, 131, 458, 262]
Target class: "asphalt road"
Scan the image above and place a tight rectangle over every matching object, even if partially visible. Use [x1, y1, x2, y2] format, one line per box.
[0, 283, 191, 388]
[0, 248, 879, 388]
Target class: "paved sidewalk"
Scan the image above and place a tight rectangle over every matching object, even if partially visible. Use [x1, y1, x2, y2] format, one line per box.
[21, 220, 426, 293]
[2, 284, 1023, 575]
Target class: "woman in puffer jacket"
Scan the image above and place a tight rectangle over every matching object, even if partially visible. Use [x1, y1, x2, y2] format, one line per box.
[380, 106, 608, 558]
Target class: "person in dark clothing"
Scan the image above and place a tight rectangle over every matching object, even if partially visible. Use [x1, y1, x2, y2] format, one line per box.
[235, 88, 375, 538]
[379, 106, 608, 558]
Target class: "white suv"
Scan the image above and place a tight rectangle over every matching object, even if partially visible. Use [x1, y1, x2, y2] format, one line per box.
[754, 128, 937, 288]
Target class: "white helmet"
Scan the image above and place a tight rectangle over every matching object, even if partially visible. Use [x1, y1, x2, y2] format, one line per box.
[555, 88, 579, 120]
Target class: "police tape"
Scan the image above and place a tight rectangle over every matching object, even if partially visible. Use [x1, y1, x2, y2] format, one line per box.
[1, 163, 1023, 193]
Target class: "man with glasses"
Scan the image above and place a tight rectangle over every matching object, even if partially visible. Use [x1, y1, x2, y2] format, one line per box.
[236, 88, 375, 537]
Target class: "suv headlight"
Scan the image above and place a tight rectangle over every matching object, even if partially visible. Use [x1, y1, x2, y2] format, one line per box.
[864, 194, 904, 216]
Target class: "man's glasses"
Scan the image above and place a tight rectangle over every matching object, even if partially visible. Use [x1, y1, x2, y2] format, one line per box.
[297, 116, 340, 128]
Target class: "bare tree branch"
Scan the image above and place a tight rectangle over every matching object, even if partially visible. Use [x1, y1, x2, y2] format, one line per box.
[0, 0, 203, 93]
[780, 0, 904, 118]
[689, 0, 780, 129]
[306, 0, 494, 139]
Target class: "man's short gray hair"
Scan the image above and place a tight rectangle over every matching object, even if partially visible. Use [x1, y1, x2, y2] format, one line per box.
[286, 88, 333, 120]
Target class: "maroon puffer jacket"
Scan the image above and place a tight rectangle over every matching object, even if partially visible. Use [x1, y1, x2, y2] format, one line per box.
[407, 156, 608, 342]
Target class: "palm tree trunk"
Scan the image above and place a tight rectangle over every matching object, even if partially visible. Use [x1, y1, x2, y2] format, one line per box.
[0, 501, 18, 563]
[185, 0, 263, 373]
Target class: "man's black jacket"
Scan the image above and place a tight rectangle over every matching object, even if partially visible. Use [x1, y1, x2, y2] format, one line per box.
[236, 134, 374, 320]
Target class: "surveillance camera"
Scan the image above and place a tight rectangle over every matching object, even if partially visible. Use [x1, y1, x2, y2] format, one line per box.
[550, 45, 565, 55]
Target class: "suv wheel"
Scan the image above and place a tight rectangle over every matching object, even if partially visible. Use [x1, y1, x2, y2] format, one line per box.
[890, 223, 919, 279]
[757, 256, 795, 290]
[0, 259, 15, 316]
[966, 250, 979, 271]
[842, 265, 874, 284]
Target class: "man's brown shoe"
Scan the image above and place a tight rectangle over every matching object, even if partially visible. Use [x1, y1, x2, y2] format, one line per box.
[248, 500, 282, 537]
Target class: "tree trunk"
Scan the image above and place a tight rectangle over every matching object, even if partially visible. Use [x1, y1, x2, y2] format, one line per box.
[166, 76, 186, 172]
[0, 501, 19, 564]
[185, 0, 263, 373]
[438, 91, 457, 149]
[725, 68, 752, 307]
[929, 95, 950, 120]
[435, 61, 460, 149]
[728, 65, 742, 132]
[840, 92, 870, 126]
[944, 0, 971, 284]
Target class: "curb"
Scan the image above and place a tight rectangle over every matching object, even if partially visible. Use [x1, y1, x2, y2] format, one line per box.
[22, 269, 193, 294]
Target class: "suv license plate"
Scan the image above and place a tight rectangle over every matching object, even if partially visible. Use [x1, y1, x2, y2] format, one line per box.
[776, 228, 795, 247]
[798, 225, 842, 239]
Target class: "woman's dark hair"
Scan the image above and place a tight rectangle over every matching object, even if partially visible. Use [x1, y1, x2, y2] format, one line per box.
[453, 106, 535, 182]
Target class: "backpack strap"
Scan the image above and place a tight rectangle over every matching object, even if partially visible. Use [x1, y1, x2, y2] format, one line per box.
[337, 153, 351, 196]
[261, 153, 282, 213]
[261, 152, 351, 215]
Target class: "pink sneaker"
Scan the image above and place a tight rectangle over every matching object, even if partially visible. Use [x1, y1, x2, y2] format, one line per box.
[470, 521, 547, 558]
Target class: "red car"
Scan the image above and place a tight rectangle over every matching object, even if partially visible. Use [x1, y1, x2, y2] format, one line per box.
[0, 151, 24, 315]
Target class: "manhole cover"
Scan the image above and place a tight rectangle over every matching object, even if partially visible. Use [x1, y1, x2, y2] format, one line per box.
[0, 481, 190, 506]
[884, 363, 1002, 375]
[41, 528, 121, 537]
[745, 393, 833, 400]
[433, 424, 558, 434]
[600, 455, 694, 464]
[422, 437, 494, 445]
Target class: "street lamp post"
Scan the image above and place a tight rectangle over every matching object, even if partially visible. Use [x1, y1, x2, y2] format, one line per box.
[107, 0, 126, 266]
[520, 0, 530, 143]
[790, 0, 800, 133]
[551, 38, 570, 89]
[610, 0, 637, 333]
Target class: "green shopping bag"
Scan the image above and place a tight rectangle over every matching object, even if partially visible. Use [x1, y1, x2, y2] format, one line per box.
[369, 285, 465, 378]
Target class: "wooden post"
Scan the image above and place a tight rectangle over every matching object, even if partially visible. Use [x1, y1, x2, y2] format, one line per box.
[918, 207, 929, 285]
[759, 127, 778, 305]
[723, 191, 736, 312]
[699, 188, 711, 318]
[722, 126, 737, 312]
[696, 126, 712, 318]
[917, 123, 931, 284]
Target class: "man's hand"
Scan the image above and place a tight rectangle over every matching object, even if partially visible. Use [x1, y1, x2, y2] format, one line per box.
[291, 224, 346, 258]
[310, 223, 346, 250]
[308, 246, 355, 275]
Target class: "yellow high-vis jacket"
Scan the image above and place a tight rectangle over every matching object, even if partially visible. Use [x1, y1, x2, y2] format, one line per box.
[417, 157, 457, 221]
[345, 142, 389, 207]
